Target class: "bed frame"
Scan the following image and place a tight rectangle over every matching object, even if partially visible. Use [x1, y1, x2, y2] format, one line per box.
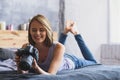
[0, 30, 58, 48]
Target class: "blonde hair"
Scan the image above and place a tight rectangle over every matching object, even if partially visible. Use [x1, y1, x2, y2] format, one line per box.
[28, 14, 53, 47]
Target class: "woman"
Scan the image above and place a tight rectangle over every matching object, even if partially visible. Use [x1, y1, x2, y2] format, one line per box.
[15, 14, 97, 75]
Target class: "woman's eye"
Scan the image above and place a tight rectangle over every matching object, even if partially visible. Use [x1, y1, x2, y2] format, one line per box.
[40, 28, 45, 32]
[31, 28, 45, 32]
[32, 29, 37, 32]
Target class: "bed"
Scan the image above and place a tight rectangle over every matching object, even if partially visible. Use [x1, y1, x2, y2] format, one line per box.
[0, 30, 120, 80]
[0, 58, 120, 80]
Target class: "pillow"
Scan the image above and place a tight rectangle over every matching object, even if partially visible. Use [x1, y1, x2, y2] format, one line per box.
[0, 48, 16, 60]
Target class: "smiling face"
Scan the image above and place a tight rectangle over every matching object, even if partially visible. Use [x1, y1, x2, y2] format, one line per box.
[30, 20, 47, 45]
[28, 14, 53, 47]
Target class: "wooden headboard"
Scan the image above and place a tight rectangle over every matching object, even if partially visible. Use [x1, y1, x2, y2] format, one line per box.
[0, 30, 58, 48]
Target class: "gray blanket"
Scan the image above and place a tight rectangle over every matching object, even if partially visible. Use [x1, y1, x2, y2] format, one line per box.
[0, 64, 120, 80]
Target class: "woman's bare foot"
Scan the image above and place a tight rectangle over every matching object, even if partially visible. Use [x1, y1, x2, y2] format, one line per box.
[64, 20, 79, 35]
[63, 20, 73, 34]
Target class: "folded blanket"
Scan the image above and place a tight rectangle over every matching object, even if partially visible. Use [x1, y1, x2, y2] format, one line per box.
[0, 59, 17, 71]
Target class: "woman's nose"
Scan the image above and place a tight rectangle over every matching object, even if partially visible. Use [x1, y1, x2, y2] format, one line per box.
[36, 30, 41, 35]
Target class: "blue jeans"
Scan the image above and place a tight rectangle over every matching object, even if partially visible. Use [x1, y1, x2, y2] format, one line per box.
[59, 33, 97, 69]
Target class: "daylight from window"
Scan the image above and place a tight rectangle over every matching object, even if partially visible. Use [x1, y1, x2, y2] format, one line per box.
[110, 0, 120, 43]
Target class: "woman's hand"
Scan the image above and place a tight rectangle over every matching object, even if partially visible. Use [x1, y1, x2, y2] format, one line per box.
[32, 58, 39, 70]
[15, 51, 28, 74]
[32, 59, 50, 75]
[15, 51, 20, 66]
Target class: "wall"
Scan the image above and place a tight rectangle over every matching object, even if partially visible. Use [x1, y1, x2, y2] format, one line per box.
[0, 0, 60, 31]
[0, 0, 109, 62]
[64, 0, 108, 62]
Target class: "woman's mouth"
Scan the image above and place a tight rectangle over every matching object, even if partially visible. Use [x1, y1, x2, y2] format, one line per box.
[34, 36, 41, 40]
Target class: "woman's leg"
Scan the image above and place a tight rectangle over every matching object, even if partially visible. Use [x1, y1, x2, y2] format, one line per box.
[60, 20, 97, 68]
[58, 21, 71, 44]
[58, 33, 68, 45]
[59, 33, 97, 69]
[59, 20, 77, 45]
[74, 34, 97, 62]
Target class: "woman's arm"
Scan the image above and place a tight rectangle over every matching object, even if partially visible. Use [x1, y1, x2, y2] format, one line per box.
[32, 42, 65, 75]
[48, 42, 65, 74]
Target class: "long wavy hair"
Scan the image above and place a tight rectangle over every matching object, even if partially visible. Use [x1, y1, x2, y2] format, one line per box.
[28, 14, 53, 47]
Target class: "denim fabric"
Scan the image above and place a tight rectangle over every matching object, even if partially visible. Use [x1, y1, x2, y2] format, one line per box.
[59, 33, 97, 69]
